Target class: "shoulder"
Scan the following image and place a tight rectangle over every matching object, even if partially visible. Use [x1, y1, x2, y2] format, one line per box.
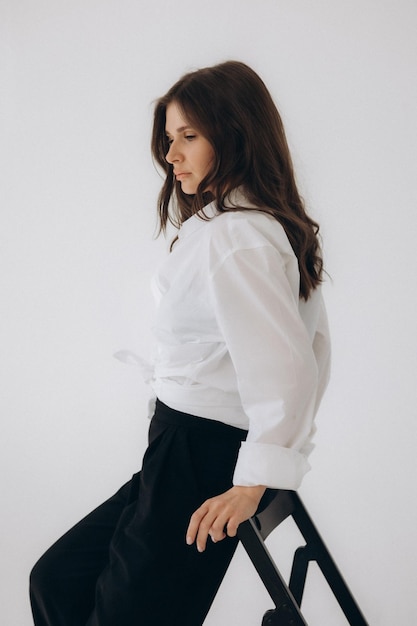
[206, 208, 294, 259]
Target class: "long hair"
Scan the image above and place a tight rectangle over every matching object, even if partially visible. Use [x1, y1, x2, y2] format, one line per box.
[151, 60, 323, 299]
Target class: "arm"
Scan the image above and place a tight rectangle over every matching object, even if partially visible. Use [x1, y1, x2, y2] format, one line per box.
[212, 245, 319, 487]
[187, 243, 321, 551]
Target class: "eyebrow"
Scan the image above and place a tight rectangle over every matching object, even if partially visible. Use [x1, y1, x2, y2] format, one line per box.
[165, 125, 193, 136]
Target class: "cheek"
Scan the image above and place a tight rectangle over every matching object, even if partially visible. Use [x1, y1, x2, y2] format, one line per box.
[202, 149, 215, 172]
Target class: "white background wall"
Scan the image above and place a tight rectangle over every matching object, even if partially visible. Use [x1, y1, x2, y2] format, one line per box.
[2, 1, 417, 624]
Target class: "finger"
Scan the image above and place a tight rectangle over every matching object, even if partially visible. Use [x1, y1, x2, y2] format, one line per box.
[225, 516, 239, 538]
[186, 504, 208, 546]
[208, 519, 227, 543]
[209, 529, 227, 543]
[195, 513, 216, 552]
[196, 511, 229, 552]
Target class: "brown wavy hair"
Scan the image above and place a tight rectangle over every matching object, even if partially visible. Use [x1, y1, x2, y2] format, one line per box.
[151, 60, 323, 299]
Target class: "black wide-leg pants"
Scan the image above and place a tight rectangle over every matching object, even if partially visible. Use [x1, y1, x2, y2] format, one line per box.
[29, 400, 249, 626]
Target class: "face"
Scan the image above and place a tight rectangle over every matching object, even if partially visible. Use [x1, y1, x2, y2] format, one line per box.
[165, 102, 215, 195]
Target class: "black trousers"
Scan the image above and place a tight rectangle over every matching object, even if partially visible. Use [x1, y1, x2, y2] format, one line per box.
[30, 400, 252, 625]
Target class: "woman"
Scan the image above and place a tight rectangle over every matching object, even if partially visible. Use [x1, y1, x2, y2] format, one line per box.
[30, 60, 330, 625]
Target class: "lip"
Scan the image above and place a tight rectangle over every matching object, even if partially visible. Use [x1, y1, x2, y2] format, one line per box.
[175, 172, 191, 180]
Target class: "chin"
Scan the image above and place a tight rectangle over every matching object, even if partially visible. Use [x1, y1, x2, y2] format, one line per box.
[180, 184, 198, 195]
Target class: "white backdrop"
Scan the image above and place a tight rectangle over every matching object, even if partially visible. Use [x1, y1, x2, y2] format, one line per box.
[2, 1, 417, 624]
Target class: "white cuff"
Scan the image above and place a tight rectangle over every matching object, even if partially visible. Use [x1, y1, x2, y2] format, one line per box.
[232, 441, 311, 490]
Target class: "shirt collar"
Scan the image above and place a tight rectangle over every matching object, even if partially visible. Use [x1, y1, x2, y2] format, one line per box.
[177, 187, 259, 240]
[177, 201, 219, 240]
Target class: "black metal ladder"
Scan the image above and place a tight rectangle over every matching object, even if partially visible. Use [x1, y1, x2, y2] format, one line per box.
[237, 490, 369, 625]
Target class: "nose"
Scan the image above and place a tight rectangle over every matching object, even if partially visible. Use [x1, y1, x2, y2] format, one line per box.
[166, 140, 181, 164]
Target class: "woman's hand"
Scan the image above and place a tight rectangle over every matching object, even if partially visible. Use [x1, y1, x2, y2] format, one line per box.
[186, 485, 266, 552]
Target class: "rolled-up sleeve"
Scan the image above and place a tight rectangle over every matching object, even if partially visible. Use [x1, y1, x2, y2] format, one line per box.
[209, 244, 320, 490]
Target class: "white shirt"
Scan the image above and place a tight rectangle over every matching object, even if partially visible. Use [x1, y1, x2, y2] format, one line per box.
[150, 191, 330, 490]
